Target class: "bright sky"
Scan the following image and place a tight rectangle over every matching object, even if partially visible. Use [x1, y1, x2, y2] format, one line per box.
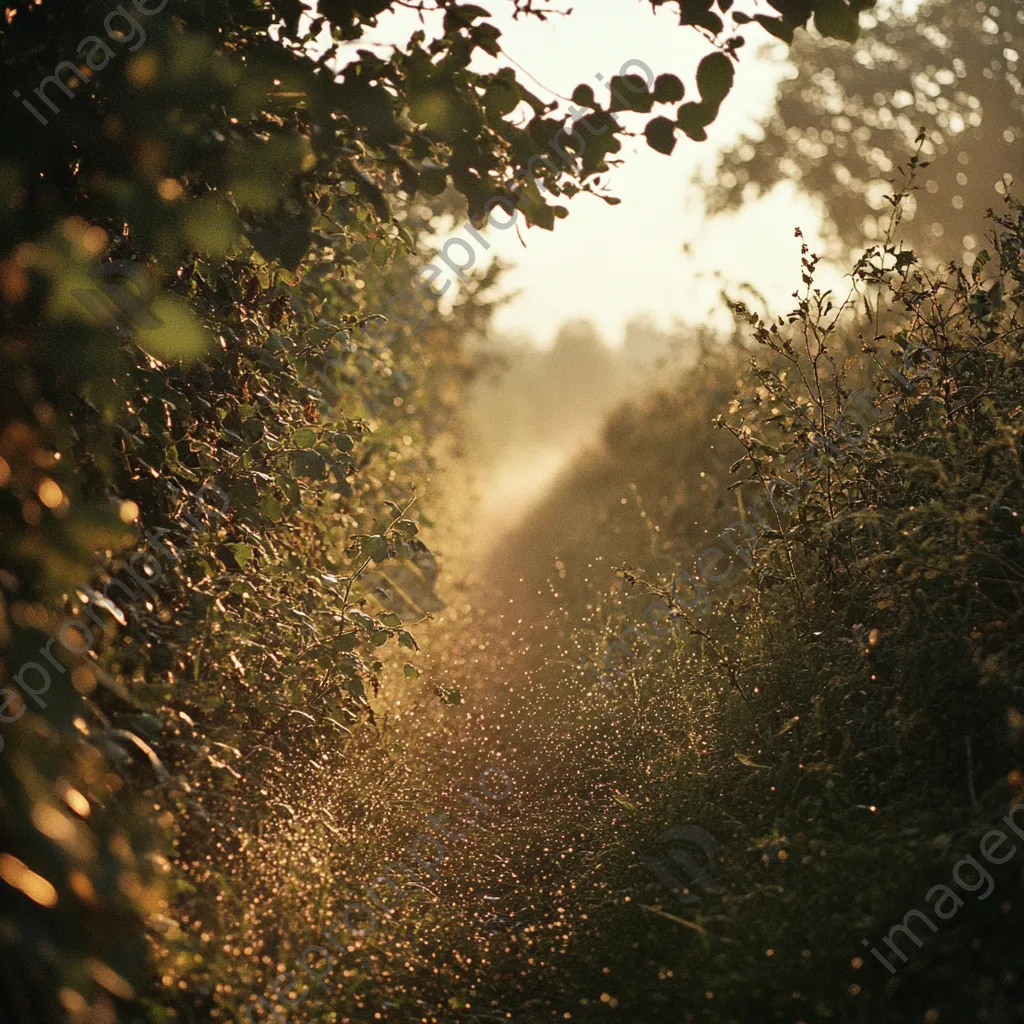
[351, 0, 844, 347]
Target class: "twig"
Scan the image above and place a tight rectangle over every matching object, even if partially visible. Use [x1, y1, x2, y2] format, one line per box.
[966, 736, 980, 812]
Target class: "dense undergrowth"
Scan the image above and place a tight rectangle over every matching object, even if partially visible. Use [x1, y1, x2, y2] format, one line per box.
[37, 191, 1021, 1024]
[376, 197, 1024, 1024]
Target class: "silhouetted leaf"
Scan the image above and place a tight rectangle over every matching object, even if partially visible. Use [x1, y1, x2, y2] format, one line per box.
[813, 0, 860, 41]
[653, 73, 685, 104]
[696, 52, 735, 110]
[645, 116, 678, 155]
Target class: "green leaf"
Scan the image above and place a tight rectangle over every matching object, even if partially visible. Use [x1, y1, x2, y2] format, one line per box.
[247, 210, 314, 271]
[404, 663, 420, 679]
[418, 164, 448, 196]
[349, 610, 376, 632]
[611, 791, 638, 811]
[644, 116, 678, 155]
[523, 199, 556, 231]
[735, 752, 771, 769]
[379, 612, 403, 627]
[336, 632, 359, 652]
[292, 450, 328, 479]
[371, 239, 391, 267]
[181, 195, 242, 258]
[293, 427, 317, 448]
[776, 716, 801, 736]
[483, 78, 520, 117]
[230, 543, 254, 569]
[362, 535, 389, 563]
[276, 474, 301, 508]
[398, 630, 419, 650]
[393, 518, 418, 539]
[260, 496, 284, 523]
[136, 296, 213, 364]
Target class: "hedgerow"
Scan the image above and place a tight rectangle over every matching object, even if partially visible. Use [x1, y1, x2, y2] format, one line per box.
[395, 195, 1024, 1024]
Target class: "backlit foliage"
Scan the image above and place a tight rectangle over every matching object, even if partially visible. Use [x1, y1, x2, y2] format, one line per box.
[705, 0, 1023, 263]
[0, 0, 878, 1020]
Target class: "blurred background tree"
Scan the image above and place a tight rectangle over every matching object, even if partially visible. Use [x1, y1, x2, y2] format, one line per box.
[463, 315, 697, 469]
[704, 0, 1023, 265]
